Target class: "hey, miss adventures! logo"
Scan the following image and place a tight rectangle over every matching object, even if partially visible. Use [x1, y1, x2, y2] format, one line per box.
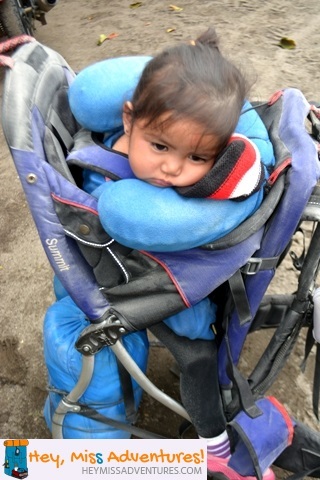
[3, 440, 28, 478]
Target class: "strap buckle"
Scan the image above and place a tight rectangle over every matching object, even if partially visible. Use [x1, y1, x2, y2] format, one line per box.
[241, 258, 262, 275]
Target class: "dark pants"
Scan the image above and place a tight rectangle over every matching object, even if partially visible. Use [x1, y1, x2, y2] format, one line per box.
[150, 322, 226, 438]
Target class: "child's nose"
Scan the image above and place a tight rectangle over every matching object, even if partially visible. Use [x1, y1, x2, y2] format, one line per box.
[161, 156, 183, 176]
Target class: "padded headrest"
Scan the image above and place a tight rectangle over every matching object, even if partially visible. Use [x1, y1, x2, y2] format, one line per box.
[68, 56, 151, 132]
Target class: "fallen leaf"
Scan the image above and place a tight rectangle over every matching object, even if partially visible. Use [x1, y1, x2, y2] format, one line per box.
[169, 4, 183, 11]
[97, 33, 119, 46]
[97, 34, 108, 46]
[278, 37, 296, 49]
[130, 2, 143, 8]
[106, 32, 119, 40]
[166, 28, 176, 33]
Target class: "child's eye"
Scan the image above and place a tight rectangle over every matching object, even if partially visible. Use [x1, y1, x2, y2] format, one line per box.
[152, 142, 168, 152]
[189, 155, 207, 163]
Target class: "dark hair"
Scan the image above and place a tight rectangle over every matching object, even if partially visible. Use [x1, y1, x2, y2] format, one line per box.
[130, 27, 249, 150]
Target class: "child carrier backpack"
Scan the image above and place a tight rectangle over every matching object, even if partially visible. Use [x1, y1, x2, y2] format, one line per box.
[2, 36, 320, 479]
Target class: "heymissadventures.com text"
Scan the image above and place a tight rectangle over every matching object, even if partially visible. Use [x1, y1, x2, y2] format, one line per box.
[81, 465, 203, 475]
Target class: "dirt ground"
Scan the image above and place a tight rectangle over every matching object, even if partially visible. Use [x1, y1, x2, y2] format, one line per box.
[1, 0, 320, 477]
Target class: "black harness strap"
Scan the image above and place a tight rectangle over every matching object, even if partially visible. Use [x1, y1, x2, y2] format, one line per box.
[228, 270, 252, 326]
[224, 323, 263, 419]
[115, 357, 137, 423]
[228, 256, 279, 326]
[50, 109, 75, 152]
[78, 406, 166, 439]
[241, 256, 280, 275]
[223, 256, 280, 418]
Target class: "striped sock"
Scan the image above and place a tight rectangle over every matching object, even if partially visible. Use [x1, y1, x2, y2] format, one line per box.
[200, 430, 231, 459]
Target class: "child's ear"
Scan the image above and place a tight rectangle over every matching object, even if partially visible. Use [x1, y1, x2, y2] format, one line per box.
[122, 101, 133, 135]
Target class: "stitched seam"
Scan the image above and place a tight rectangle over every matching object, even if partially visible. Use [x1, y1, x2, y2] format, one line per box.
[106, 247, 130, 284]
[64, 228, 114, 248]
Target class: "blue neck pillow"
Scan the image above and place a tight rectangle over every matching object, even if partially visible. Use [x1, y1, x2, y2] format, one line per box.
[69, 56, 152, 133]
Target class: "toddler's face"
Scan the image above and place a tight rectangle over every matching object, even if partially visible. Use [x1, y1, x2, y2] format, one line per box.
[125, 114, 218, 188]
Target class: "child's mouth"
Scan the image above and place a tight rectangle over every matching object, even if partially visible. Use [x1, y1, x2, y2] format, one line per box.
[149, 179, 173, 187]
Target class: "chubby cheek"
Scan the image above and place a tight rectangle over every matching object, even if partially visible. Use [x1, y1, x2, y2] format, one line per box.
[129, 153, 152, 180]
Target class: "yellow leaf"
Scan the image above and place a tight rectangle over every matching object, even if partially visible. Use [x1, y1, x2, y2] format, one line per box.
[166, 28, 176, 33]
[97, 33, 119, 46]
[278, 37, 296, 49]
[169, 4, 183, 11]
[97, 34, 108, 46]
[130, 2, 143, 8]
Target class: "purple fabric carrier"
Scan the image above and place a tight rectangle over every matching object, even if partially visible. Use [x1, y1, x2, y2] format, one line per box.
[228, 397, 295, 478]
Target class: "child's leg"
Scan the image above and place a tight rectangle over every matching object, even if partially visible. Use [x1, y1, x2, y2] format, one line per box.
[149, 323, 275, 480]
[149, 322, 226, 438]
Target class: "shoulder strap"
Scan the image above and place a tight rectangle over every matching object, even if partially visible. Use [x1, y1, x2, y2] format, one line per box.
[66, 130, 136, 180]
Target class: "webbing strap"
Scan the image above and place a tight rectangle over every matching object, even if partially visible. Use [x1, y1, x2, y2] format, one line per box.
[224, 320, 263, 418]
[225, 256, 281, 413]
[78, 406, 166, 439]
[115, 358, 137, 423]
[229, 270, 252, 325]
[229, 256, 280, 326]
[50, 109, 74, 151]
[241, 256, 279, 275]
